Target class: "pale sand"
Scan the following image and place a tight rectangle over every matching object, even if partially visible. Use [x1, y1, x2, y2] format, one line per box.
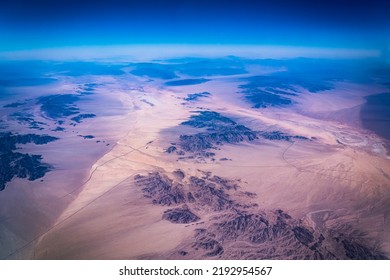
[33, 83, 195, 259]
[0, 78, 144, 259]
[15, 76, 390, 259]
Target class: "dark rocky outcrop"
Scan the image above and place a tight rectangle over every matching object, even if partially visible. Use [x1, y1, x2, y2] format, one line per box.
[259, 131, 309, 141]
[38, 94, 80, 119]
[209, 175, 239, 190]
[52, 126, 65, 132]
[184, 92, 211, 102]
[165, 78, 210, 86]
[193, 229, 224, 257]
[188, 176, 234, 211]
[0, 133, 58, 151]
[192, 209, 334, 260]
[187, 192, 196, 203]
[134, 170, 386, 260]
[166, 111, 308, 160]
[216, 213, 270, 242]
[134, 171, 237, 212]
[239, 73, 333, 108]
[3, 102, 27, 108]
[173, 169, 185, 180]
[78, 135, 95, 139]
[241, 88, 293, 108]
[71, 113, 96, 123]
[181, 111, 237, 130]
[175, 111, 258, 155]
[162, 206, 200, 224]
[292, 226, 314, 246]
[342, 239, 386, 260]
[134, 173, 186, 206]
[180, 127, 258, 152]
[0, 132, 58, 191]
[11, 112, 47, 130]
[166, 146, 177, 153]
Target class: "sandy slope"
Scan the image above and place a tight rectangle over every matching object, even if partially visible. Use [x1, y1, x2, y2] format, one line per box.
[0, 80, 137, 259]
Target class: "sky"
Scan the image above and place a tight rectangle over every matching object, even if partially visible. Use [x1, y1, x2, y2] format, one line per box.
[0, 0, 389, 54]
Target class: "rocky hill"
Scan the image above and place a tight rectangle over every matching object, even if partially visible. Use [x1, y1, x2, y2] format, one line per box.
[134, 170, 386, 260]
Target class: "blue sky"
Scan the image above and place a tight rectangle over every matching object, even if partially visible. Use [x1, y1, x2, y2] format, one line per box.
[0, 0, 389, 52]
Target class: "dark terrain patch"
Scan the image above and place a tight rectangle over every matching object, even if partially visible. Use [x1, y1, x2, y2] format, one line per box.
[166, 111, 307, 160]
[38, 94, 80, 119]
[162, 206, 200, 224]
[134, 172, 186, 206]
[0, 132, 58, 191]
[184, 92, 211, 102]
[52, 126, 65, 132]
[3, 102, 26, 108]
[11, 112, 47, 130]
[78, 135, 95, 139]
[165, 79, 211, 86]
[178, 111, 257, 154]
[239, 73, 333, 108]
[342, 239, 386, 260]
[130, 63, 178, 79]
[71, 114, 96, 123]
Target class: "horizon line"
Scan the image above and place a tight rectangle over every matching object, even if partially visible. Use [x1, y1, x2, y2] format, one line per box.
[0, 44, 381, 61]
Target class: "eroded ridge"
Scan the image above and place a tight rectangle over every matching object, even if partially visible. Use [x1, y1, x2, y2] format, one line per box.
[166, 111, 308, 161]
[134, 170, 387, 260]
